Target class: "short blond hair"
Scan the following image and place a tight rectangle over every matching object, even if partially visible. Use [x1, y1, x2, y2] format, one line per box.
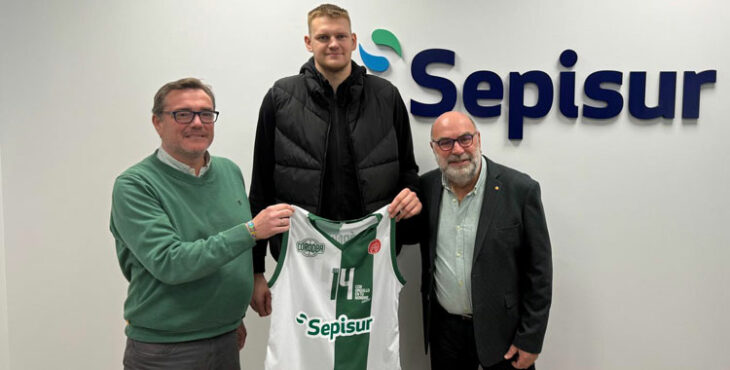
[307, 4, 351, 32]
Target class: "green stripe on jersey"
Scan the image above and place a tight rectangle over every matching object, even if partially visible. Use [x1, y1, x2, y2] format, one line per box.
[334, 226, 376, 370]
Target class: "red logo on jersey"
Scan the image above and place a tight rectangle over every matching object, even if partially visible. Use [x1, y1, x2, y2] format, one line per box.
[368, 239, 381, 254]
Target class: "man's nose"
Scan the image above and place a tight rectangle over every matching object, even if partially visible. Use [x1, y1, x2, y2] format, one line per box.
[451, 141, 466, 154]
[189, 114, 204, 127]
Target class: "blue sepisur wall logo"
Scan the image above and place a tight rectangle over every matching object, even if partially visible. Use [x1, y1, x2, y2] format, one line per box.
[358, 28, 717, 140]
[358, 29, 402, 72]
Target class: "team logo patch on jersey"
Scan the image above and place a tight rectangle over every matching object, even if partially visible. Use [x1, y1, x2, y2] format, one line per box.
[295, 312, 374, 341]
[368, 239, 381, 255]
[296, 238, 325, 257]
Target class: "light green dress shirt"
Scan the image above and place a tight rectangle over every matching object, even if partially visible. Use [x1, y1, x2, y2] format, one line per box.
[434, 156, 487, 316]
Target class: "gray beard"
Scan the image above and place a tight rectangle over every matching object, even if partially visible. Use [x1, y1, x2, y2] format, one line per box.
[435, 150, 481, 187]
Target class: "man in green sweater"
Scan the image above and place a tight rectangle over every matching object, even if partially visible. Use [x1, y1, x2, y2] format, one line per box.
[110, 77, 293, 369]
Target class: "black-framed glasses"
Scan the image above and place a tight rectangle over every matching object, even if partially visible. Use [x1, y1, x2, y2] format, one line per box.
[164, 110, 219, 124]
[431, 133, 476, 151]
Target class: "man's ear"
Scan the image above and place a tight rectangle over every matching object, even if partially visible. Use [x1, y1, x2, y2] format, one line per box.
[304, 35, 313, 52]
[152, 114, 163, 136]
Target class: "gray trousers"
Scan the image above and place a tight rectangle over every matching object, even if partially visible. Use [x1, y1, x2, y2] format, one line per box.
[123, 330, 240, 370]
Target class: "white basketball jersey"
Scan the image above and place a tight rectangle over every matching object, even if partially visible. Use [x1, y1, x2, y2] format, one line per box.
[264, 205, 405, 370]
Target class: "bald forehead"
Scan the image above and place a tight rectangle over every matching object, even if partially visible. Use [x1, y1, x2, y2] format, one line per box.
[431, 112, 477, 138]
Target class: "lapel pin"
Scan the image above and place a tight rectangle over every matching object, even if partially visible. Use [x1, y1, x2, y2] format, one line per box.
[494, 186, 500, 191]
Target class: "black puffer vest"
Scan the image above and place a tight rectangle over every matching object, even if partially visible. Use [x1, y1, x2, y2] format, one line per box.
[269, 60, 402, 215]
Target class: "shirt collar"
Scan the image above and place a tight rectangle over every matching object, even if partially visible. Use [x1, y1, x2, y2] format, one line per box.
[156, 147, 211, 177]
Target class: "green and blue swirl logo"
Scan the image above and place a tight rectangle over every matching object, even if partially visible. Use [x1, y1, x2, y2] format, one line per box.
[358, 29, 402, 72]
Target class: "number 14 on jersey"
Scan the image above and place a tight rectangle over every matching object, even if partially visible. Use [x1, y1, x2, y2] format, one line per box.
[330, 267, 371, 303]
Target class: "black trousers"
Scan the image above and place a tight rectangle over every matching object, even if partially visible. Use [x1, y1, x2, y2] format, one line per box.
[429, 301, 535, 370]
[123, 330, 240, 370]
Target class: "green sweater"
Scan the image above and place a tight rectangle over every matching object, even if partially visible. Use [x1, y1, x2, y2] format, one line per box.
[110, 153, 255, 343]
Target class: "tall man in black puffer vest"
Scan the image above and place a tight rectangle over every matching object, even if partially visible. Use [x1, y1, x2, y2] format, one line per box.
[248, 3, 422, 316]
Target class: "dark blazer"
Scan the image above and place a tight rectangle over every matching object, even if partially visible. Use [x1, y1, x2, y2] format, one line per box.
[414, 156, 552, 367]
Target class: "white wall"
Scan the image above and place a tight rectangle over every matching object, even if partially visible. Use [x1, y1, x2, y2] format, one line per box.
[0, 0, 728, 369]
[0, 148, 10, 370]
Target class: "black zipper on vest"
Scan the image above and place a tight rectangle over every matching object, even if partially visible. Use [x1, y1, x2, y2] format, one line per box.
[317, 102, 333, 216]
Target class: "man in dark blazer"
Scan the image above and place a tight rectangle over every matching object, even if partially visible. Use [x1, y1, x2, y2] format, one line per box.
[415, 111, 552, 369]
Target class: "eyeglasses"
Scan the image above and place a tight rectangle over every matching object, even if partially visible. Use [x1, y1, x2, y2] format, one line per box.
[163, 110, 219, 124]
[431, 133, 476, 151]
